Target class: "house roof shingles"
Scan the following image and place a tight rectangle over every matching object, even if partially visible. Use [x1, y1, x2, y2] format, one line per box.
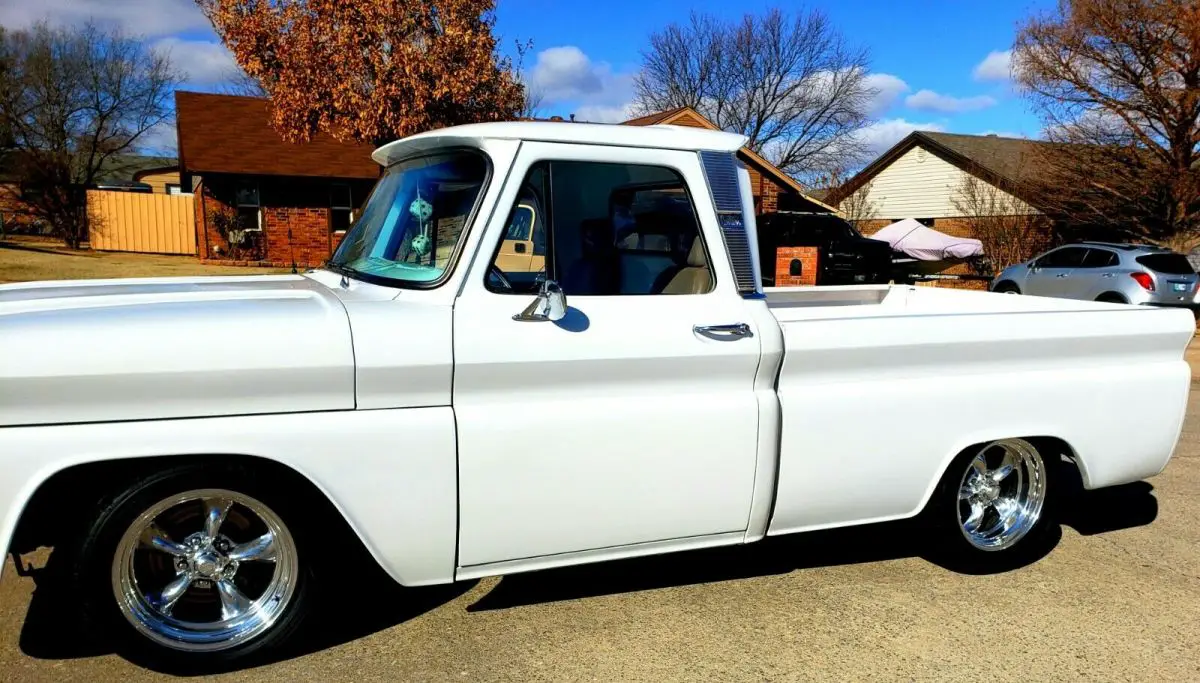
[830, 131, 1055, 205]
[175, 91, 377, 180]
[919, 132, 1047, 183]
[621, 107, 689, 127]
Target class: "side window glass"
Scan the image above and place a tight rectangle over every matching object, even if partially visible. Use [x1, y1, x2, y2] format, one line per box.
[1081, 249, 1117, 268]
[1041, 247, 1084, 268]
[1057, 247, 1087, 268]
[487, 161, 713, 296]
[505, 206, 534, 241]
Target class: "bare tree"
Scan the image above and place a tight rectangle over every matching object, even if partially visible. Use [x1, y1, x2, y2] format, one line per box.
[1015, 0, 1200, 243]
[511, 39, 545, 119]
[838, 180, 881, 228]
[952, 175, 1049, 272]
[809, 169, 880, 227]
[0, 22, 181, 247]
[634, 8, 876, 181]
[218, 64, 268, 98]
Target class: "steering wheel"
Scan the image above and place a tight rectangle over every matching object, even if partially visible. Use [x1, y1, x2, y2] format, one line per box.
[488, 264, 515, 292]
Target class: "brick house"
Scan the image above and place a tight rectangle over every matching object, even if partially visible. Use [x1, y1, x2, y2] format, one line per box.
[621, 107, 834, 215]
[175, 92, 378, 267]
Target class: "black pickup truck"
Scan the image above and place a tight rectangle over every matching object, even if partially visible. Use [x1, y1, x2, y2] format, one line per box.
[757, 212, 894, 286]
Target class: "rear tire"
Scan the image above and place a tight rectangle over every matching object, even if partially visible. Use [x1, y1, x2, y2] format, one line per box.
[1096, 292, 1128, 304]
[924, 438, 1058, 572]
[73, 464, 315, 670]
[993, 281, 1020, 294]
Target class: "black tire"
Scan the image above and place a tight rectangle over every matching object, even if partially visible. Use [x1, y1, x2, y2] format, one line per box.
[71, 463, 316, 672]
[992, 281, 1020, 294]
[922, 439, 1060, 573]
[1096, 292, 1128, 304]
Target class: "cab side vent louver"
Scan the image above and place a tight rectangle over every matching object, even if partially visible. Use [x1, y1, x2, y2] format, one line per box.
[699, 151, 756, 295]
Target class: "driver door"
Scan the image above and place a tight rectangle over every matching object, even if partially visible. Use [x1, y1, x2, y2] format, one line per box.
[451, 143, 763, 571]
[1027, 246, 1085, 297]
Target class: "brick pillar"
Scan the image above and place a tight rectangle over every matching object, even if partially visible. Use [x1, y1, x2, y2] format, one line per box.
[774, 246, 818, 286]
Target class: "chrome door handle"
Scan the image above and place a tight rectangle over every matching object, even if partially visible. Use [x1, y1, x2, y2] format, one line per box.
[1101, 272, 1115, 278]
[1055, 273, 1070, 278]
[694, 323, 753, 339]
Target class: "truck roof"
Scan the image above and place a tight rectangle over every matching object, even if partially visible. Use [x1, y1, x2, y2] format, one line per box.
[371, 121, 749, 166]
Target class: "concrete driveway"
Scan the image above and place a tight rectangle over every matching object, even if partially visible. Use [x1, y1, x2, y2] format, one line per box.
[3, 400, 1199, 681]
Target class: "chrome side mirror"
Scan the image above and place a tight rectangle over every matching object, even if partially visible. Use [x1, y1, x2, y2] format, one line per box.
[513, 280, 567, 322]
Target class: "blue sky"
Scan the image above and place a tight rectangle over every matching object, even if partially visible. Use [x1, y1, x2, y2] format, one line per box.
[2, 0, 1057, 156]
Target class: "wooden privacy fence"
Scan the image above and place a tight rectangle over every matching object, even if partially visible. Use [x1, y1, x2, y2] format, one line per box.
[87, 190, 197, 255]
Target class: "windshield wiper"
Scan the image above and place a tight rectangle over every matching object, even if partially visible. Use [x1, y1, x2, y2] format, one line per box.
[322, 261, 363, 281]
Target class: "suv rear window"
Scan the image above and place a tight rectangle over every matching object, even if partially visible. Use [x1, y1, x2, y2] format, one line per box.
[1136, 254, 1195, 275]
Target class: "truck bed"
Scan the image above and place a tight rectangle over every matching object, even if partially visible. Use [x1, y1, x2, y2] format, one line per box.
[763, 284, 1194, 538]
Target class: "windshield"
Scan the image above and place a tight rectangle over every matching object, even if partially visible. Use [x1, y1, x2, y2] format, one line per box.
[329, 151, 488, 286]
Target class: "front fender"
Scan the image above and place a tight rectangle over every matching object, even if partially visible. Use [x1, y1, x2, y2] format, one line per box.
[1, 408, 458, 587]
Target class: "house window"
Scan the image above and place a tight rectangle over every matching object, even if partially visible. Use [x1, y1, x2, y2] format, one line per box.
[331, 183, 353, 233]
[235, 182, 261, 231]
[166, 184, 182, 195]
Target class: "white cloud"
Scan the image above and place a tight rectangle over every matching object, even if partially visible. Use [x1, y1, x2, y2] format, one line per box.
[153, 38, 237, 86]
[573, 104, 635, 124]
[530, 46, 606, 101]
[855, 118, 946, 155]
[0, 0, 210, 37]
[862, 73, 909, 116]
[973, 50, 1013, 82]
[528, 45, 636, 123]
[3, 0, 232, 90]
[905, 89, 997, 114]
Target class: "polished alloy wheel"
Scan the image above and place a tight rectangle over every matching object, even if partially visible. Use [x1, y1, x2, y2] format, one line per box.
[956, 439, 1047, 551]
[110, 488, 299, 652]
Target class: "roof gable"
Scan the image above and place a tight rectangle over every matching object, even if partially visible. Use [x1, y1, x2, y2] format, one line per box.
[175, 91, 378, 180]
[622, 106, 835, 212]
[830, 131, 1052, 205]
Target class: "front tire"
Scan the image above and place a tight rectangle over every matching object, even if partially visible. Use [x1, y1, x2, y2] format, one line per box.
[992, 281, 1020, 294]
[74, 465, 314, 668]
[925, 439, 1057, 571]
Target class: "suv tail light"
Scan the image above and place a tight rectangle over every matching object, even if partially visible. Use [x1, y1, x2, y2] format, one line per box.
[1131, 272, 1155, 291]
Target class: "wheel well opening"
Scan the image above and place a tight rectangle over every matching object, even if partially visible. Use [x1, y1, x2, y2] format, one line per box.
[935, 435, 1085, 501]
[1027, 436, 1087, 490]
[8, 454, 364, 561]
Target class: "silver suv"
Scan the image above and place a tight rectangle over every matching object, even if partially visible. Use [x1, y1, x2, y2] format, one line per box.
[991, 242, 1199, 308]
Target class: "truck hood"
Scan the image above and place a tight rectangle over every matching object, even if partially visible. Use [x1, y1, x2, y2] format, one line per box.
[0, 275, 355, 427]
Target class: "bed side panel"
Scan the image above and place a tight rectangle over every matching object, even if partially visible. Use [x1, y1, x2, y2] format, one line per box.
[768, 306, 1192, 536]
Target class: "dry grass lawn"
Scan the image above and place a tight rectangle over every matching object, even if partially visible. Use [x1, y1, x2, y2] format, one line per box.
[0, 238, 290, 284]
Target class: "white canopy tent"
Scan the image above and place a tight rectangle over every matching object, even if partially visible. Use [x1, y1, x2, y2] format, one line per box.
[868, 218, 984, 261]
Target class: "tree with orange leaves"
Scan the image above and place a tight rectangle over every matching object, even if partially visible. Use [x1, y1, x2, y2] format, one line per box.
[197, 0, 525, 147]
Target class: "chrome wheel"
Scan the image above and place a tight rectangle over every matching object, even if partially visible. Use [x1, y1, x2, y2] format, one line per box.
[957, 439, 1047, 551]
[111, 488, 299, 652]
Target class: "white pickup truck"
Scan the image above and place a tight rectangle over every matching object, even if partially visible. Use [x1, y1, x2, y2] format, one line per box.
[1, 122, 1193, 666]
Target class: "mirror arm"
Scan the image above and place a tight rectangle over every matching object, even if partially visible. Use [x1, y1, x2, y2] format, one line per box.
[513, 280, 568, 322]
